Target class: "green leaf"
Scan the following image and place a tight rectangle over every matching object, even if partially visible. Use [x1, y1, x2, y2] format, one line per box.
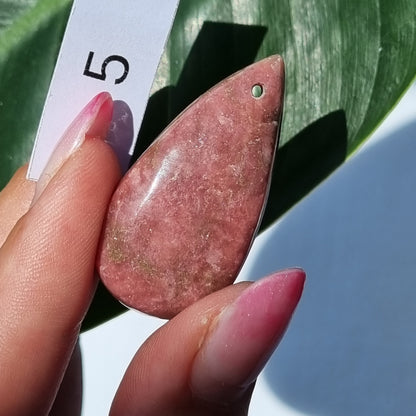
[0, 0, 415, 328]
[0, 0, 70, 186]
[0, 0, 35, 31]
[141, 0, 416, 228]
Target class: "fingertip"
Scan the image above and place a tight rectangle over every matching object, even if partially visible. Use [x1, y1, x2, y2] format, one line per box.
[110, 269, 305, 415]
[33, 92, 114, 204]
[190, 268, 305, 406]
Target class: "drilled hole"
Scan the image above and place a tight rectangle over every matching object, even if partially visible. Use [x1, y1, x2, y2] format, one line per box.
[251, 84, 264, 98]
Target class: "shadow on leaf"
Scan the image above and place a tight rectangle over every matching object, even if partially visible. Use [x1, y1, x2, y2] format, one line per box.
[132, 21, 268, 161]
[260, 110, 348, 231]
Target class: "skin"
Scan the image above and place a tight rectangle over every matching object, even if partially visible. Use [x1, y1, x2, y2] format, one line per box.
[0, 96, 303, 415]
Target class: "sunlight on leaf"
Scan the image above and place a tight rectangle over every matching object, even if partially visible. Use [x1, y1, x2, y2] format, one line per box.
[0, 0, 70, 185]
[0, 0, 36, 31]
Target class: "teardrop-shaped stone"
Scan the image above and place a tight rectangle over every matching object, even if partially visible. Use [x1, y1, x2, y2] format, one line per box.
[97, 55, 285, 318]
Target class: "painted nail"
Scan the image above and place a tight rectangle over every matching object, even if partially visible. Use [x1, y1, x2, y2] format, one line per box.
[190, 268, 305, 404]
[33, 92, 113, 203]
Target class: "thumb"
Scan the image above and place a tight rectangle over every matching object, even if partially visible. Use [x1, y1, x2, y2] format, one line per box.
[0, 92, 120, 415]
[111, 268, 305, 416]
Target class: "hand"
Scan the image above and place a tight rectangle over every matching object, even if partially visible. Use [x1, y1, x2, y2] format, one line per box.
[0, 93, 305, 416]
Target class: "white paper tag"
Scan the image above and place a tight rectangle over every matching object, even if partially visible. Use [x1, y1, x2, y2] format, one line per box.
[28, 0, 179, 180]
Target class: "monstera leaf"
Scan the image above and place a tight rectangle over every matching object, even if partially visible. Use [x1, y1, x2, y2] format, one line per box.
[1, 0, 415, 328]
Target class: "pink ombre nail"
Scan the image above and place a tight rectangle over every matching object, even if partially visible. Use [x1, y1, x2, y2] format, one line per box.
[33, 92, 113, 202]
[190, 268, 305, 403]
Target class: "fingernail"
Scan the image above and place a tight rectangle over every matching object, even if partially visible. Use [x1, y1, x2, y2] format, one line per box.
[33, 92, 113, 203]
[190, 268, 305, 404]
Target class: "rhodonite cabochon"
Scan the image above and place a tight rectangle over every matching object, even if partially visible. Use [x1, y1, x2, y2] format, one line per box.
[97, 55, 285, 318]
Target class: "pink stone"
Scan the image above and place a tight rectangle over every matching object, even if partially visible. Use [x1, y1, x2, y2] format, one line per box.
[97, 55, 285, 318]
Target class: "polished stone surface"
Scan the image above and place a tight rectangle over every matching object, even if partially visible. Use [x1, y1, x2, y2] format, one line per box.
[97, 55, 285, 318]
